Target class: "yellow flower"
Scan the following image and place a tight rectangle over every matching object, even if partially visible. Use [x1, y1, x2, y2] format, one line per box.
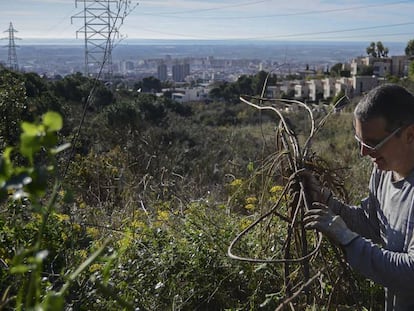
[76, 249, 88, 260]
[61, 232, 68, 242]
[244, 203, 255, 211]
[239, 218, 252, 230]
[89, 263, 103, 273]
[244, 197, 257, 211]
[117, 231, 132, 250]
[245, 196, 257, 204]
[270, 185, 284, 193]
[72, 223, 81, 231]
[230, 178, 243, 187]
[55, 213, 70, 222]
[86, 227, 100, 239]
[131, 220, 146, 229]
[153, 220, 163, 228]
[157, 210, 169, 222]
[33, 213, 42, 221]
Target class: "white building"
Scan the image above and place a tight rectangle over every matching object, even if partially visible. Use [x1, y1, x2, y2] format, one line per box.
[322, 78, 336, 99]
[307, 79, 323, 102]
[171, 87, 208, 103]
[294, 81, 309, 100]
[335, 77, 353, 97]
[351, 55, 409, 78]
[352, 76, 379, 95]
[390, 55, 410, 77]
[373, 59, 391, 77]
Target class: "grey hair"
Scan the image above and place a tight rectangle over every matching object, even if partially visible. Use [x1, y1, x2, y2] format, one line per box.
[354, 84, 414, 131]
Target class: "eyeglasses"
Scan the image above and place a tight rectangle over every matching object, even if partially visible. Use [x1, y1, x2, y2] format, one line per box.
[354, 126, 402, 152]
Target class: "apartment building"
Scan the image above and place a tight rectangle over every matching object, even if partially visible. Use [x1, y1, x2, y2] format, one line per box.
[264, 54, 409, 102]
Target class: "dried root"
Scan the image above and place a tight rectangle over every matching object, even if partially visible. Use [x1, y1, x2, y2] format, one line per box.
[227, 94, 363, 310]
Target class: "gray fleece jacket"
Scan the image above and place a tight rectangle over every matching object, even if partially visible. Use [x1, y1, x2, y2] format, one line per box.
[330, 167, 414, 311]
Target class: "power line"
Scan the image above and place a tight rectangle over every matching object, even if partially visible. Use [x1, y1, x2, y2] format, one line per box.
[143, 0, 272, 15]
[136, 21, 414, 41]
[288, 31, 414, 42]
[134, 27, 215, 40]
[242, 21, 414, 40]
[45, 8, 78, 34]
[141, 0, 412, 19]
[211, 0, 413, 20]
[133, 0, 414, 41]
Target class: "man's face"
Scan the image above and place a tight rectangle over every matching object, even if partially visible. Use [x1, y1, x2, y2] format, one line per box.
[354, 117, 407, 173]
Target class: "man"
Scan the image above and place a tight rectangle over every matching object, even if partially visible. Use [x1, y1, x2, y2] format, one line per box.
[303, 84, 414, 311]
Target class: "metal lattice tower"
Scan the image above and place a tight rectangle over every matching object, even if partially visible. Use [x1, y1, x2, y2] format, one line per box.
[2, 22, 20, 71]
[71, 0, 137, 80]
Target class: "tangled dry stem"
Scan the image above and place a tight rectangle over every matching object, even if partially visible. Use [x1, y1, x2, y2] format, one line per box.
[228, 93, 361, 310]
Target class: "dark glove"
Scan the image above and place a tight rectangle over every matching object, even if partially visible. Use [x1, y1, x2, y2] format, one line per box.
[298, 169, 333, 206]
[304, 202, 358, 246]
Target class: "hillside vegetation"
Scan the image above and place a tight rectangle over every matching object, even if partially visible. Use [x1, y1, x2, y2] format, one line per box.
[1, 67, 413, 310]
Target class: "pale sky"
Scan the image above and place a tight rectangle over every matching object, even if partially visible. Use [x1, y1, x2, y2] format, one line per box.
[1, 0, 414, 43]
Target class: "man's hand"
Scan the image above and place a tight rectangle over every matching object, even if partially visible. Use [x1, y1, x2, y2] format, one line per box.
[297, 170, 333, 206]
[304, 203, 358, 246]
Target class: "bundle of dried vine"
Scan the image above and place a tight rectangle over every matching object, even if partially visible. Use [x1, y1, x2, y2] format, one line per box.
[227, 94, 365, 310]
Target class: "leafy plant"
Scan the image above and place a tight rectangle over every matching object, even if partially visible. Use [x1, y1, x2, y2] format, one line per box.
[0, 111, 108, 310]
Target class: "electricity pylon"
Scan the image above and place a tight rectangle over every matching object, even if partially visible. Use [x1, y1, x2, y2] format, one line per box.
[71, 0, 137, 80]
[2, 22, 20, 71]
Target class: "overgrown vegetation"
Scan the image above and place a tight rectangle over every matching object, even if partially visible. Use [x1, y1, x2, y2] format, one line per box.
[1, 65, 413, 310]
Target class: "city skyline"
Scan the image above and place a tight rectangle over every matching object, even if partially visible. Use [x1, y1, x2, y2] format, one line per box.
[0, 0, 414, 44]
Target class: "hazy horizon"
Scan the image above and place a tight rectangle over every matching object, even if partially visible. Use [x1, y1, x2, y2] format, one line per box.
[15, 37, 408, 46]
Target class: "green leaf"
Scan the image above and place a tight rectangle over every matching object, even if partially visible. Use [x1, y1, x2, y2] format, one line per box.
[43, 133, 58, 149]
[247, 161, 254, 172]
[21, 122, 41, 137]
[10, 264, 31, 274]
[43, 112, 62, 132]
[20, 133, 40, 161]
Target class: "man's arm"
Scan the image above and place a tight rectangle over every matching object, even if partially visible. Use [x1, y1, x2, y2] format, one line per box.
[305, 202, 414, 292]
[329, 196, 382, 244]
[345, 236, 414, 292]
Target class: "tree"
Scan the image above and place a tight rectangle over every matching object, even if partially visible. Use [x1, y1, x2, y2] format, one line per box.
[330, 63, 343, 77]
[137, 94, 166, 124]
[376, 41, 387, 57]
[236, 75, 253, 96]
[0, 68, 28, 148]
[405, 39, 414, 58]
[366, 42, 377, 57]
[208, 81, 239, 103]
[409, 61, 414, 82]
[52, 73, 89, 102]
[366, 41, 389, 58]
[252, 70, 268, 95]
[134, 76, 162, 93]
